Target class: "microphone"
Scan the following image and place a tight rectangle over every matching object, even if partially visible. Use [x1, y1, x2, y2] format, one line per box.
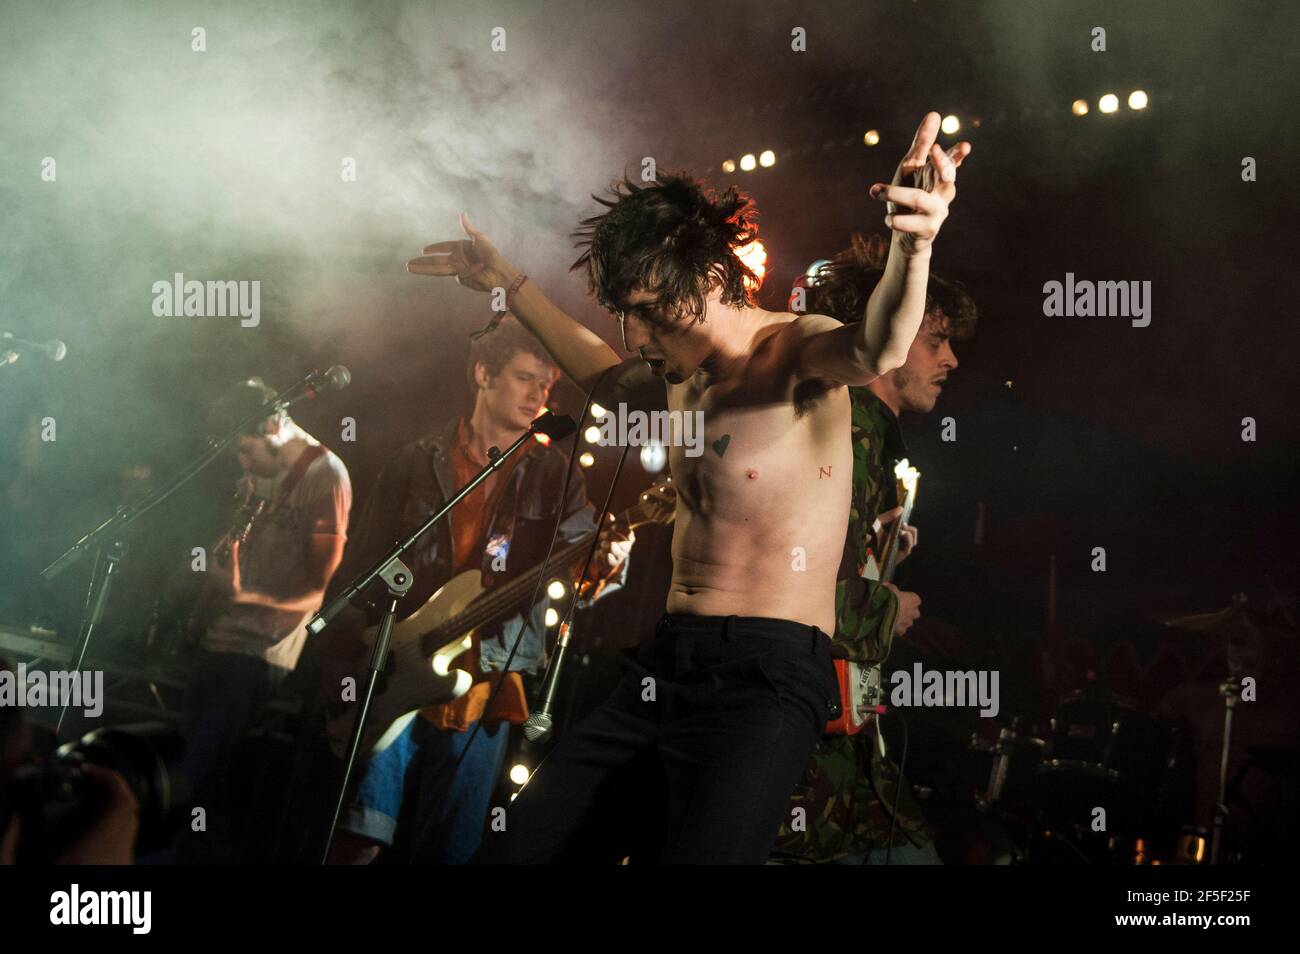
[303, 365, 351, 397]
[529, 411, 577, 442]
[521, 711, 552, 745]
[1, 331, 67, 361]
[273, 366, 350, 415]
[522, 620, 571, 744]
[278, 365, 350, 407]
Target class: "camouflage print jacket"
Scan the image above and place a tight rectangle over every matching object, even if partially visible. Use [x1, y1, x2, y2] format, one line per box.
[770, 390, 934, 862]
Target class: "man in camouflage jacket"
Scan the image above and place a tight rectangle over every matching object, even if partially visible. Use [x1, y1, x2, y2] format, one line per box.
[771, 235, 977, 864]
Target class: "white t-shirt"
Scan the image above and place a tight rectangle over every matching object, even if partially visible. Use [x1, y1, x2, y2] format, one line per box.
[203, 447, 351, 670]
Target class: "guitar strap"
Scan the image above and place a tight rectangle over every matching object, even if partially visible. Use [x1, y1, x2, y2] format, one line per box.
[269, 443, 328, 513]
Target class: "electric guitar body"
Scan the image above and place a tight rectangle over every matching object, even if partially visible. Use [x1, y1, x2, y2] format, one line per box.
[324, 479, 677, 759]
[824, 460, 919, 736]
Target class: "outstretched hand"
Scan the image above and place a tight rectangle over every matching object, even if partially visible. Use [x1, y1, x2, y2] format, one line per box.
[406, 212, 520, 293]
[869, 112, 971, 257]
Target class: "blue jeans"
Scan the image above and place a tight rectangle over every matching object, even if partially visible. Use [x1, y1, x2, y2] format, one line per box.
[343, 716, 510, 864]
[167, 650, 283, 864]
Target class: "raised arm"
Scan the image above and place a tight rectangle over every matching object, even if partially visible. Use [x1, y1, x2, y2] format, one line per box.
[796, 113, 971, 386]
[408, 213, 621, 393]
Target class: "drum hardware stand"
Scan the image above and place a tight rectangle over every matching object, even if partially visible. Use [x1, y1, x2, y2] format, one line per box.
[1210, 675, 1242, 865]
[983, 725, 1016, 809]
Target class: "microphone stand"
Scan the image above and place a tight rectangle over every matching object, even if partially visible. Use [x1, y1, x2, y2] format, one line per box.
[310, 412, 576, 864]
[39, 370, 342, 737]
[523, 441, 630, 745]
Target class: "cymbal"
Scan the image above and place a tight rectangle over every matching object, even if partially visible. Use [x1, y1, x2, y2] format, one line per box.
[1161, 602, 1257, 641]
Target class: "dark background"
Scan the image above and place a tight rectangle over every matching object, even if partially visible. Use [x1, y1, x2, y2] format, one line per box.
[1, 0, 1297, 857]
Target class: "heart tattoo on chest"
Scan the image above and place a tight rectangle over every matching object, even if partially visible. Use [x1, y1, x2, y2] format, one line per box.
[711, 434, 731, 458]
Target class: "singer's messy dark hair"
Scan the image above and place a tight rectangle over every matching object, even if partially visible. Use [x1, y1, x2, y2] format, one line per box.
[801, 233, 978, 339]
[571, 172, 761, 324]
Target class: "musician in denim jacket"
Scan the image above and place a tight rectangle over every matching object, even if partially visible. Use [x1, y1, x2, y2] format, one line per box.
[320, 317, 630, 864]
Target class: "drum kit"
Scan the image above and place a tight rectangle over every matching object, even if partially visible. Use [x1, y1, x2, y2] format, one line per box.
[968, 595, 1288, 865]
[970, 686, 1202, 864]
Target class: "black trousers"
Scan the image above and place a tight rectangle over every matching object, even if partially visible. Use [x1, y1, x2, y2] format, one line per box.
[476, 613, 841, 864]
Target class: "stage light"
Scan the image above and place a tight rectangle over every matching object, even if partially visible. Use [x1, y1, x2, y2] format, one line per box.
[583, 425, 600, 443]
[941, 115, 960, 135]
[740, 153, 757, 171]
[589, 402, 607, 418]
[509, 764, 530, 785]
[735, 239, 767, 284]
[863, 129, 880, 146]
[1127, 90, 1148, 110]
[1099, 94, 1119, 113]
[759, 149, 776, 167]
[722, 159, 736, 173]
[532, 406, 553, 445]
[735, 239, 766, 293]
[545, 607, 559, 627]
[547, 579, 566, 600]
[1072, 98, 1089, 116]
[640, 440, 667, 474]
[805, 258, 830, 283]
[578, 451, 595, 468]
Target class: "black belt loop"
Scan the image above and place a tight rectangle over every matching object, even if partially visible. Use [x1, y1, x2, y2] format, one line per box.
[722, 615, 737, 643]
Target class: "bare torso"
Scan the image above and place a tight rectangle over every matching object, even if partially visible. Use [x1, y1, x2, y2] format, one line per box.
[662, 314, 851, 635]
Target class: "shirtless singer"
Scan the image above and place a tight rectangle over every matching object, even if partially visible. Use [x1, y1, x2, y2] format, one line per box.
[408, 113, 970, 863]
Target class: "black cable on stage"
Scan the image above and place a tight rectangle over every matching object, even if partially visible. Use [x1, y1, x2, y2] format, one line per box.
[554, 440, 631, 637]
[857, 707, 910, 865]
[885, 709, 909, 864]
[488, 365, 628, 708]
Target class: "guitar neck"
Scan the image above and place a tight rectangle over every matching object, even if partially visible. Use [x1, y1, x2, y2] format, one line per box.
[422, 496, 659, 648]
[216, 498, 266, 560]
[879, 499, 915, 584]
[454, 532, 597, 634]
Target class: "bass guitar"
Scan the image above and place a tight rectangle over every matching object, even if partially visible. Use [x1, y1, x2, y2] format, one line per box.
[324, 479, 677, 758]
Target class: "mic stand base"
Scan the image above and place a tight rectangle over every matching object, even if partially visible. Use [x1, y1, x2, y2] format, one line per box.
[57, 536, 128, 738]
[320, 558, 413, 865]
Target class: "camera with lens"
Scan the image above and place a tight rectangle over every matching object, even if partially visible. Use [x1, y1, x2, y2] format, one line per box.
[1, 722, 191, 865]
